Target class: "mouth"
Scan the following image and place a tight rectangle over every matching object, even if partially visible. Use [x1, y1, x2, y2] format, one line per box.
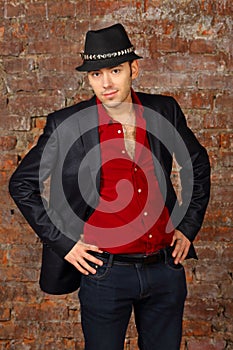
[102, 90, 118, 98]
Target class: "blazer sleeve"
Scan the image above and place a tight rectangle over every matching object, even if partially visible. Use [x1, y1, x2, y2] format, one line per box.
[171, 98, 211, 242]
[9, 114, 77, 258]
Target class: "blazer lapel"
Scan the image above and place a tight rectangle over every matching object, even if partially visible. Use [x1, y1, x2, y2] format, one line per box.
[143, 105, 168, 200]
[77, 102, 101, 191]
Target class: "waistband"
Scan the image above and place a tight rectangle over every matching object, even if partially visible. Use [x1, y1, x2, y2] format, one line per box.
[89, 246, 174, 265]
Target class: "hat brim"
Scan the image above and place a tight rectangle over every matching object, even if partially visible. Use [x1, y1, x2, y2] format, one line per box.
[76, 52, 142, 72]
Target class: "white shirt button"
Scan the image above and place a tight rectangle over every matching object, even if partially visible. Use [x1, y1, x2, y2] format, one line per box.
[117, 129, 122, 134]
[149, 234, 153, 238]
[122, 150, 126, 154]
[138, 188, 142, 193]
[134, 167, 138, 172]
[143, 212, 148, 216]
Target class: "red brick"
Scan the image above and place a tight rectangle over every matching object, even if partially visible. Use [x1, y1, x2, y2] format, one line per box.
[47, 1, 78, 17]
[214, 165, 232, 185]
[197, 130, 221, 149]
[0, 308, 11, 321]
[198, 74, 233, 90]
[0, 41, 23, 56]
[0, 282, 41, 304]
[37, 320, 82, 339]
[150, 37, 189, 54]
[138, 72, 196, 90]
[187, 338, 226, 350]
[3, 58, 36, 74]
[65, 21, 89, 42]
[220, 245, 233, 262]
[6, 73, 82, 93]
[165, 54, 227, 72]
[204, 112, 233, 129]
[4, 2, 25, 18]
[210, 185, 233, 206]
[28, 39, 81, 55]
[14, 302, 68, 321]
[8, 244, 40, 267]
[220, 133, 233, 149]
[0, 115, 31, 131]
[0, 97, 6, 111]
[34, 117, 46, 129]
[195, 246, 219, 260]
[220, 150, 233, 168]
[25, 2, 46, 18]
[201, 226, 233, 243]
[195, 264, 231, 283]
[89, 0, 125, 16]
[190, 39, 216, 54]
[204, 208, 232, 227]
[198, 0, 232, 14]
[0, 225, 38, 246]
[221, 282, 233, 299]
[169, 91, 214, 110]
[0, 153, 18, 170]
[215, 93, 233, 113]
[0, 266, 39, 282]
[0, 27, 4, 40]
[183, 320, 212, 336]
[0, 136, 17, 151]
[8, 92, 65, 116]
[187, 283, 220, 299]
[184, 300, 219, 321]
[0, 321, 16, 339]
[38, 55, 81, 73]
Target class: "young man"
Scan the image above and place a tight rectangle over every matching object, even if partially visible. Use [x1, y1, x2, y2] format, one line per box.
[9, 24, 210, 349]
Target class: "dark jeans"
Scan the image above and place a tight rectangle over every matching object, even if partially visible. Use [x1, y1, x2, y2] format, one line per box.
[78, 252, 187, 350]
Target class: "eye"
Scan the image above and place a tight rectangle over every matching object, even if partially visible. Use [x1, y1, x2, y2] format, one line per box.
[90, 71, 101, 78]
[112, 68, 121, 74]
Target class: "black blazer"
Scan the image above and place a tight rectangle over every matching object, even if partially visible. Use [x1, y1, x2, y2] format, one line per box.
[9, 92, 210, 294]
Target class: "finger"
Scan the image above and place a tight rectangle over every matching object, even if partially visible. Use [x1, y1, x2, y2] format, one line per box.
[83, 251, 103, 266]
[174, 241, 190, 264]
[68, 259, 90, 275]
[170, 235, 176, 246]
[173, 239, 186, 264]
[179, 245, 190, 263]
[78, 257, 99, 274]
[172, 238, 183, 258]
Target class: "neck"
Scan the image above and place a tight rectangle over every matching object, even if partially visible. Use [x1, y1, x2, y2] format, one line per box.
[103, 96, 134, 124]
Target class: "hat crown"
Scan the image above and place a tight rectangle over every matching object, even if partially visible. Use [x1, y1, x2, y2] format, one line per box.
[84, 24, 132, 55]
[76, 23, 142, 71]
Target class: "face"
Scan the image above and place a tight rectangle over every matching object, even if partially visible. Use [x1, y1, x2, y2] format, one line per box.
[87, 61, 139, 109]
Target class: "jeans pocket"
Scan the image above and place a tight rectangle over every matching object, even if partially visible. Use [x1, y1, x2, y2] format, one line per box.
[86, 261, 111, 280]
[165, 256, 184, 271]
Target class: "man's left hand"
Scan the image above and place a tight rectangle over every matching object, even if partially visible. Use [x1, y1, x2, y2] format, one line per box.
[170, 230, 191, 264]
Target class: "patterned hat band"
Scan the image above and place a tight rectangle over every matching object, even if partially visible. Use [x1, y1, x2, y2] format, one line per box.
[80, 46, 135, 61]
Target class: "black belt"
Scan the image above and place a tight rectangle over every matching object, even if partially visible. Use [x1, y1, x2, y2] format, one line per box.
[90, 246, 173, 265]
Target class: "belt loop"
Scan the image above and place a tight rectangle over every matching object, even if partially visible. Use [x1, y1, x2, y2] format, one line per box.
[107, 254, 114, 267]
[163, 248, 168, 264]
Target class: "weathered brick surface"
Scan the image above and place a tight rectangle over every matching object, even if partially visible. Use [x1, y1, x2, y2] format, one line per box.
[0, 0, 232, 349]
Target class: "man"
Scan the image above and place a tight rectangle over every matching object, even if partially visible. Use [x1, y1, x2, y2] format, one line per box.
[9, 24, 210, 350]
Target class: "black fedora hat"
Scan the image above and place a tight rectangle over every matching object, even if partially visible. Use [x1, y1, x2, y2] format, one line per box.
[76, 23, 142, 72]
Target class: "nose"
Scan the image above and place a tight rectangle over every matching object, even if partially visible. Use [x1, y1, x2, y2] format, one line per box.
[102, 72, 112, 89]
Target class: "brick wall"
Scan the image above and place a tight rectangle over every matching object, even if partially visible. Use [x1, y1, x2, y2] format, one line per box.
[0, 0, 232, 349]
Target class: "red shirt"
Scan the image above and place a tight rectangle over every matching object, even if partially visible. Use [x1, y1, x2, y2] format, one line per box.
[83, 90, 174, 254]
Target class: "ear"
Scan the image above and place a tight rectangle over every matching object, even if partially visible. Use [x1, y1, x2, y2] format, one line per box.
[131, 60, 139, 80]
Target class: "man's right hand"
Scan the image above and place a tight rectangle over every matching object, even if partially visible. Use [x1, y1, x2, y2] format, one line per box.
[64, 237, 104, 275]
